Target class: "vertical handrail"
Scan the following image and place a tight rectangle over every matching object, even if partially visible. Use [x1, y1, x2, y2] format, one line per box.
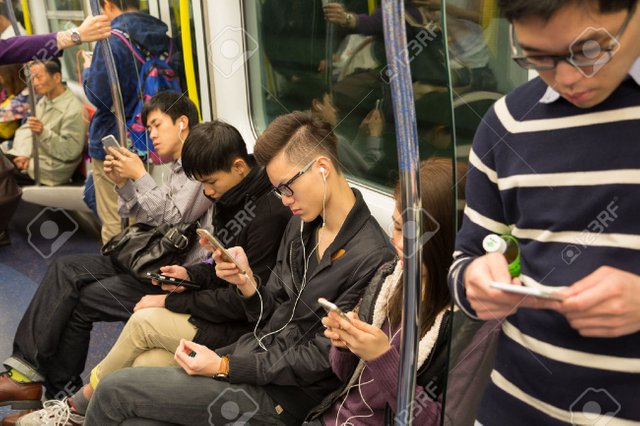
[88, 0, 128, 148]
[20, 0, 32, 34]
[5, 0, 39, 185]
[179, 0, 201, 119]
[324, 1, 335, 95]
[381, 0, 422, 424]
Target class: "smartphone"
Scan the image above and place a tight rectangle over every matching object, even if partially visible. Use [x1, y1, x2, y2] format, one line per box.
[101, 135, 120, 152]
[146, 272, 200, 290]
[196, 228, 247, 274]
[318, 297, 350, 320]
[375, 98, 384, 111]
[490, 281, 564, 301]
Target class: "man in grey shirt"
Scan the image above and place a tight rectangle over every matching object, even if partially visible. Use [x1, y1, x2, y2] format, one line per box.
[0, 92, 211, 407]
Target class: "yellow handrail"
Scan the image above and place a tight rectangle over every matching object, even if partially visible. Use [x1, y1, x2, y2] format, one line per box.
[368, 0, 376, 15]
[20, 0, 32, 34]
[179, 0, 201, 120]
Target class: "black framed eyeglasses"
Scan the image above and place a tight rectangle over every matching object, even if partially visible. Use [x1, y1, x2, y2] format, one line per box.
[271, 159, 316, 199]
[510, 2, 637, 72]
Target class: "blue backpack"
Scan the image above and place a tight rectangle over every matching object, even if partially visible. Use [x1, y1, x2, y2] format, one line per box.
[111, 29, 182, 163]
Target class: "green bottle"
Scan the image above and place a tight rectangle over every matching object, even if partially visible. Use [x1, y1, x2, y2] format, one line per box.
[482, 234, 521, 277]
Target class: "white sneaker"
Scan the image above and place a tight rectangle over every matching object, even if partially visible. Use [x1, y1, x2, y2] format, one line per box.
[15, 398, 84, 426]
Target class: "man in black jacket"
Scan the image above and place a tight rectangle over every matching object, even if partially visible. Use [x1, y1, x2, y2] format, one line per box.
[84, 111, 396, 425]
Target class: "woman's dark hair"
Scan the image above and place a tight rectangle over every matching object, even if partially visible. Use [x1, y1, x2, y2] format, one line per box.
[253, 110, 342, 173]
[182, 121, 254, 179]
[389, 157, 467, 337]
[499, 0, 637, 21]
[141, 91, 199, 129]
[0, 63, 26, 96]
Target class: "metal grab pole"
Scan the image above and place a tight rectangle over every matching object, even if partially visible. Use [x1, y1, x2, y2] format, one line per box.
[88, 0, 128, 148]
[381, 0, 422, 424]
[5, 2, 39, 185]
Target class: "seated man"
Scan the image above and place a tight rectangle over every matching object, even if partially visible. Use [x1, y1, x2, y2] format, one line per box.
[83, 111, 396, 425]
[0, 58, 86, 246]
[6, 58, 86, 186]
[0, 92, 211, 407]
[11, 120, 293, 424]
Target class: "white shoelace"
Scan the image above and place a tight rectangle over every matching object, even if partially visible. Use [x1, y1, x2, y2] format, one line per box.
[33, 398, 83, 426]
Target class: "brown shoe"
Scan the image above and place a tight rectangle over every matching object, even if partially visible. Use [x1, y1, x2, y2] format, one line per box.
[1, 410, 34, 426]
[0, 373, 42, 410]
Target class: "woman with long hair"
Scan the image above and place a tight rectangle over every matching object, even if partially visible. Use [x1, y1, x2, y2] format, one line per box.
[307, 156, 466, 425]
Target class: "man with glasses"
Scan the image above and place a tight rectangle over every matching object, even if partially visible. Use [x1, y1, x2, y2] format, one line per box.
[83, 111, 396, 425]
[449, 0, 640, 424]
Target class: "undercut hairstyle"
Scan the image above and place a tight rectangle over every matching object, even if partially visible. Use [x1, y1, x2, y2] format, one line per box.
[253, 110, 342, 173]
[182, 121, 254, 179]
[99, 0, 140, 10]
[499, 0, 637, 21]
[141, 92, 199, 129]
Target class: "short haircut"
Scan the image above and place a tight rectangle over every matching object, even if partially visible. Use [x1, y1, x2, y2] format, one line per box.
[182, 121, 254, 179]
[253, 110, 342, 173]
[99, 0, 140, 10]
[141, 91, 199, 129]
[499, 0, 637, 21]
[30, 57, 62, 76]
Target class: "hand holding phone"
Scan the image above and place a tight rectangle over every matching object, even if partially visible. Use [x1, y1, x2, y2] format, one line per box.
[101, 134, 120, 152]
[318, 297, 350, 321]
[146, 272, 200, 290]
[197, 228, 247, 275]
[490, 281, 565, 301]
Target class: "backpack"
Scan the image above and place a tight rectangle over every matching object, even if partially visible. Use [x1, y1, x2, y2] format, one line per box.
[111, 29, 182, 163]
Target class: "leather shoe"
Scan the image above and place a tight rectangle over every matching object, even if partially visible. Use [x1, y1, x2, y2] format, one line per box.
[1, 410, 34, 426]
[0, 231, 10, 247]
[0, 373, 42, 410]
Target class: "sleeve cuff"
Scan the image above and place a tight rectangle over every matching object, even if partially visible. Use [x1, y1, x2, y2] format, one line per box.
[450, 257, 479, 320]
[366, 345, 400, 392]
[228, 354, 258, 384]
[115, 180, 136, 201]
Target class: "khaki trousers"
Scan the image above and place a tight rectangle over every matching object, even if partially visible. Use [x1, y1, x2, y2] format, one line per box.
[90, 308, 197, 388]
[92, 159, 121, 244]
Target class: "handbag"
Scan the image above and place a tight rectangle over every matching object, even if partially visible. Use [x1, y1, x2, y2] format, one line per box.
[101, 221, 197, 281]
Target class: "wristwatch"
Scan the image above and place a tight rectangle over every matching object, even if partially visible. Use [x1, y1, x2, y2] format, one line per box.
[69, 27, 82, 45]
[214, 356, 230, 382]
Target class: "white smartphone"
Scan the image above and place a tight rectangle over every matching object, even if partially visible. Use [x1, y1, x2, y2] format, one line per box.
[101, 135, 120, 152]
[318, 297, 350, 320]
[196, 228, 247, 275]
[490, 281, 565, 301]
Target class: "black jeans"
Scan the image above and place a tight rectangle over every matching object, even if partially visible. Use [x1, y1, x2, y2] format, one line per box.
[6, 254, 164, 397]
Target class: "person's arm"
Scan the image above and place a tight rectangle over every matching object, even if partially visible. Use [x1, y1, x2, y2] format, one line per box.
[366, 346, 441, 423]
[328, 345, 359, 381]
[35, 98, 86, 163]
[0, 15, 110, 65]
[116, 169, 210, 225]
[165, 202, 291, 322]
[228, 250, 391, 387]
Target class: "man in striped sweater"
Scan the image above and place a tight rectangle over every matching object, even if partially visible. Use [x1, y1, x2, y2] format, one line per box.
[448, 0, 640, 424]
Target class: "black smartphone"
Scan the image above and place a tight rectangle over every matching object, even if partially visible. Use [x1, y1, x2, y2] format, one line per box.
[146, 272, 200, 290]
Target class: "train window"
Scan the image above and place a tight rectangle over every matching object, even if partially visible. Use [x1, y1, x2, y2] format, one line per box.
[44, 2, 86, 83]
[244, 0, 459, 192]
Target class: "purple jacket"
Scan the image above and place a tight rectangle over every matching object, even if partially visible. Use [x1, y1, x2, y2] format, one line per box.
[0, 33, 61, 65]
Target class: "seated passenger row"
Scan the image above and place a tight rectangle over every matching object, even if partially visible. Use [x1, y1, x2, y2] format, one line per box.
[0, 92, 476, 425]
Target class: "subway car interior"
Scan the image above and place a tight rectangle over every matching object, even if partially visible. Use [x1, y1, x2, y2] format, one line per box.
[0, 0, 638, 425]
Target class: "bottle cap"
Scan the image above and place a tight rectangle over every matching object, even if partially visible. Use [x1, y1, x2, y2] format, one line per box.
[482, 234, 507, 254]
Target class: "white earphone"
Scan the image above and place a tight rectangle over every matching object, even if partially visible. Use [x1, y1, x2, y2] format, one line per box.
[179, 121, 184, 130]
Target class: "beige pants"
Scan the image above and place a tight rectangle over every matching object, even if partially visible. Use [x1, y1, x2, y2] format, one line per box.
[92, 159, 122, 244]
[90, 308, 197, 388]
